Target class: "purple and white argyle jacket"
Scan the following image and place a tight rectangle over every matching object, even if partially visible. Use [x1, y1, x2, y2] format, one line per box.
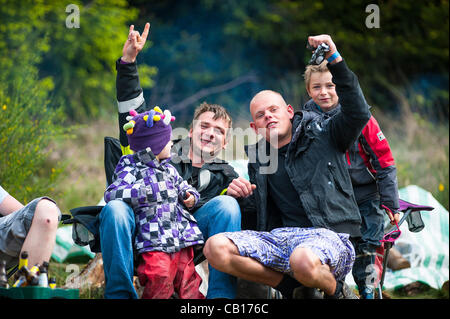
[104, 147, 204, 254]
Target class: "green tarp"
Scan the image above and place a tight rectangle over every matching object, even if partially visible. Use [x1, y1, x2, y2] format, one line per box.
[51, 225, 95, 263]
[379, 185, 448, 290]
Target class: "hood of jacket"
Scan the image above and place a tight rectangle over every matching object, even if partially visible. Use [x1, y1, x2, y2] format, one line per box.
[302, 98, 372, 116]
[132, 147, 171, 169]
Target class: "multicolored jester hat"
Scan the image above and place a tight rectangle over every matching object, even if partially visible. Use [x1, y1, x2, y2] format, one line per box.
[123, 106, 176, 155]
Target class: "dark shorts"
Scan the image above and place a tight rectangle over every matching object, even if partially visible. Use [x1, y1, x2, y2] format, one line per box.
[222, 227, 355, 280]
[0, 197, 60, 268]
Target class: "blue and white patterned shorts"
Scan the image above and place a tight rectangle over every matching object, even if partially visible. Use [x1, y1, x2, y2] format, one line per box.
[222, 227, 355, 280]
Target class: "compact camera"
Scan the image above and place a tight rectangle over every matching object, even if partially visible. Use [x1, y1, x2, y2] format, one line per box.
[306, 42, 330, 65]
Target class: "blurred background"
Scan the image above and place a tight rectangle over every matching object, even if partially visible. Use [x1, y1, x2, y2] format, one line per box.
[0, 0, 448, 213]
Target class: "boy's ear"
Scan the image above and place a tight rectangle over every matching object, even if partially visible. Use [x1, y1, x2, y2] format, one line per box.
[222, 137, 229, 150]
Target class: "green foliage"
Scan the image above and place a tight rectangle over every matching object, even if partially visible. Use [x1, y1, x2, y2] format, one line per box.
[0, 0, 157, 201]
[0, 61, 72, 202]
[39, 0, 155, 120]
[0, 0, 53, 98]
[1, 0, 156, 121]
[222, 0, 449, 120]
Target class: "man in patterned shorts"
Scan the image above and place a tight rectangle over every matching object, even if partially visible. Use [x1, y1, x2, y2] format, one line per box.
[204, 34, 371, 299]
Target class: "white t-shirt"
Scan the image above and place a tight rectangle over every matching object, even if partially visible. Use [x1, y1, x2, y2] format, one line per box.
[0, 185, 8, 205]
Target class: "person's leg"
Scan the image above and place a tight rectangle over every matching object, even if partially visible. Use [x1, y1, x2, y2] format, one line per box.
[205, 228, 332, 299]
[99, 200, 138, 299]
[352, 199, 384, 298]
[287, 228, 356, 298]
[175, 247, 205, 299]
[204, 233, 283, 287]
[137, 251, 176, 299]
[20, 198, 60, 267]
[0, 197, 60, 269]
[289, 247, 337, 295]
[194, 195, 241, 299]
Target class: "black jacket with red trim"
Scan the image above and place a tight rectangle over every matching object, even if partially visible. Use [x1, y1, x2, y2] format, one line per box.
[303, 100, 399, 212]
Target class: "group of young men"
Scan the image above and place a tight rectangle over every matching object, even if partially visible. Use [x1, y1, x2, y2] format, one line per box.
[0, 21, 399, 300]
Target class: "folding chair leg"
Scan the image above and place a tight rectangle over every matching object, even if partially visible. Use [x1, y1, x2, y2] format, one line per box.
[377, 284, 383, 299]
[378, 242, 392, 299]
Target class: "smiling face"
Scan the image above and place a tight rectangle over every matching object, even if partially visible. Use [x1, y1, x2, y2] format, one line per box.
[306, 69, 339, 112]
[249, 90, 294, 148]
[189, 110, 230, 164]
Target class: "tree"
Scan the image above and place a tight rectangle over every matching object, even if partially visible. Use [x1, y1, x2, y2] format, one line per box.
[39, 0, 156, 120]
[222, 0, 449, 119]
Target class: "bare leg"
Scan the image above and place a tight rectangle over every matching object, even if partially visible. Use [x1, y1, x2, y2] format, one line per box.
[289, 247, 337, 295]
[203, 234, 283, 287]
[21, 199, 59, 266]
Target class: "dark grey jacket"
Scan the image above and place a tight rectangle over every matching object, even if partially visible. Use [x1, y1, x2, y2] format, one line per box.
[246, 60, 371, 237]
[302, 100, 399, 212]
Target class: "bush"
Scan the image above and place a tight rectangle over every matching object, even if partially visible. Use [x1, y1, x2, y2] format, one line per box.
[0, 63, 73, 202]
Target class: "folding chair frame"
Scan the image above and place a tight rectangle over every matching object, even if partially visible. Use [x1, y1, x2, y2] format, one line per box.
[377, 199, 434, 299]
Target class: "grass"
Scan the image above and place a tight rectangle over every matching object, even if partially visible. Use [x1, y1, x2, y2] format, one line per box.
[388, 281, 449, 299]
[373, 109, 449, 211]
[48, 115, 118, 213]
[43, 262, 450, 299]
[7, 260, 447, 299]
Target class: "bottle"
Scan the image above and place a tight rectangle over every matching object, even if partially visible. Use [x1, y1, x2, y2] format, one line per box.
[38, 262, 49, 287]
[14, 265, 38, 287]
[12, 266, 29, 287]
[49, 277, 56, 289]
[28, 263, 40, 286]
[13, 251, 29, 282]
[18, 251, 29, 270]
[12, 274, 27, 287]
[0, 260, 8, 288]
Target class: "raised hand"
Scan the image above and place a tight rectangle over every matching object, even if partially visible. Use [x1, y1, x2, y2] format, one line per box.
[307, 34, 342, 64]
[121, 22, 150, 63]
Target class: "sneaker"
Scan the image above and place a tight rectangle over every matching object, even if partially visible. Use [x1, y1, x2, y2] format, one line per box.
[359, 286, 374, 299]
[325, 281, 359, 299]
[292, 286, 324, 299]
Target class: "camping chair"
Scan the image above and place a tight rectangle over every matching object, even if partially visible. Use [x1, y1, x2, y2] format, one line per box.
[376, 198, 434, 299]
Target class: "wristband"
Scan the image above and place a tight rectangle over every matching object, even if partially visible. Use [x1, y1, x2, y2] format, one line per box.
[327, 51, 340, 63]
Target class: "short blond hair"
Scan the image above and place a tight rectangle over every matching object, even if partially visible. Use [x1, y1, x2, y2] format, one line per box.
[303, 60, 329, 90]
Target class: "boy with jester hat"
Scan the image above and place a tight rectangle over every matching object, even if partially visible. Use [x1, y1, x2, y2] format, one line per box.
[105, 107, 205, 299]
